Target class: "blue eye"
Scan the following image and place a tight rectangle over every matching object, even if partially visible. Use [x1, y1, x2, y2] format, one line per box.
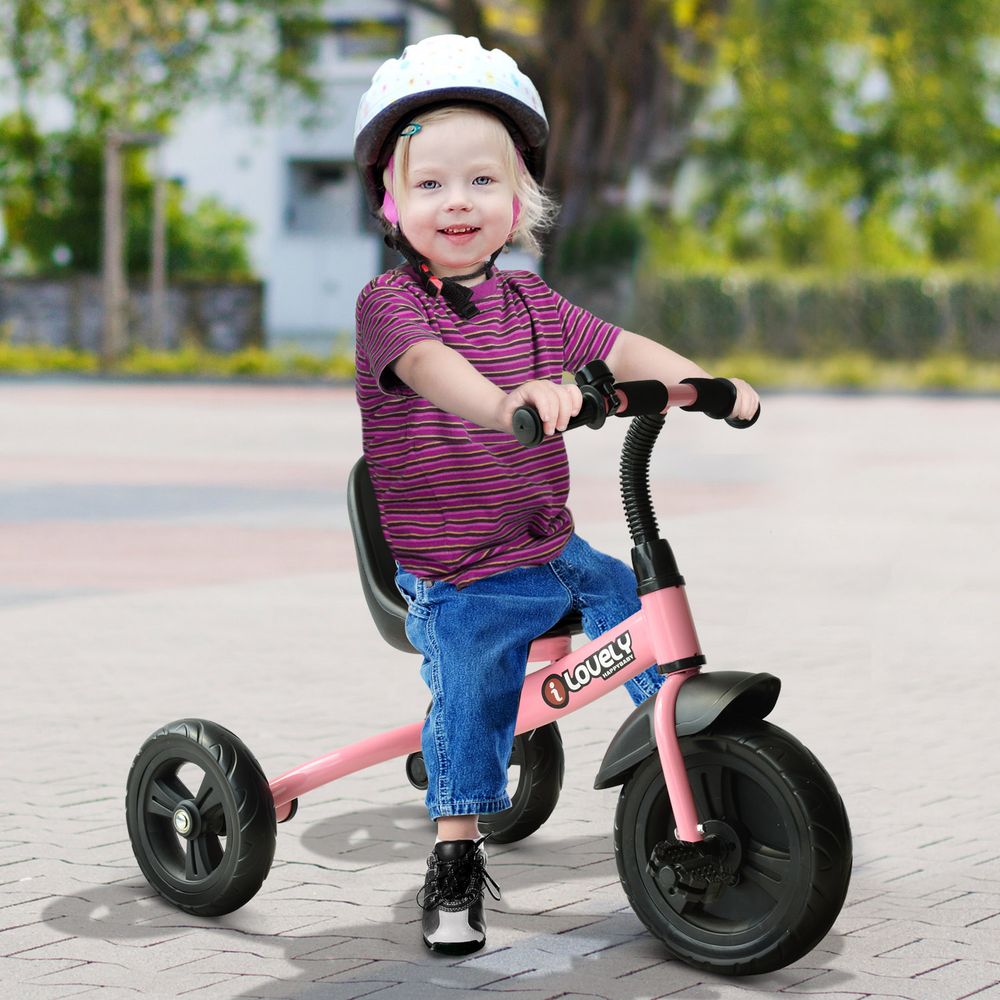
[417, 179, 440, 190]
[473, 176, 494, 186]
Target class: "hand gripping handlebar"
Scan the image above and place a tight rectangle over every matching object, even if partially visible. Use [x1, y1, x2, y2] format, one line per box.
[511, 362, 761, 447]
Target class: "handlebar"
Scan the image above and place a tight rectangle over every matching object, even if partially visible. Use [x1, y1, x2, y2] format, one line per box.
[512, 366, 761, 447]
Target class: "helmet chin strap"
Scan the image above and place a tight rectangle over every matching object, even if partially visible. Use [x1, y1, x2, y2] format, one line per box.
[385, 226, 505, 320]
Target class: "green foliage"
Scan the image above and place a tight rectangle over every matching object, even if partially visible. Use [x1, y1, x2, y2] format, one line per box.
[0, 338, 357, 379]
[221, 348, 287, 377]
[705, 349, 1000, 390]
[922, 196, 1000, 266]
[635, 270, 1000, 361]
[0, 1, 327, 135]
[661, 0, 1000, 274]
[0, 124, 253, 278]
[555, 210, 645, 274]
[5, 335, 1000, 391]
[817, 351, 879, 388]
[0, 337, 99, 374]
[144, 194, 254, 280]
[697, 350, 785, 388]
[912, 352, 975, 389]
[0, 0, 324, 277]
[117, 346, 215, 377]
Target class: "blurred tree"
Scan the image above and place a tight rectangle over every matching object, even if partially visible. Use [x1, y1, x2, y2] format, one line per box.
[417, 0, 1000, 271]
[7, 0, 997, 277]
[0, 0, 326, 276]
[410, 0, 732, 270]
[688, 0, 1000, 268]
[1, 0, 49, 115]
[0, 0, 326, 132]
[0, 128, 252, 277]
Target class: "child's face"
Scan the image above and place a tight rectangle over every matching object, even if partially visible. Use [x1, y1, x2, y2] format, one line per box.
[394, 113, 515, 279]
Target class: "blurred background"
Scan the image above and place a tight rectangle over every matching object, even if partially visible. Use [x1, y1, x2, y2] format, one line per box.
[1, 0, 999, 387]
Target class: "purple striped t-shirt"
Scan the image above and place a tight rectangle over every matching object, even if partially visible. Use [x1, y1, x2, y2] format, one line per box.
[354, 266, 621, 586]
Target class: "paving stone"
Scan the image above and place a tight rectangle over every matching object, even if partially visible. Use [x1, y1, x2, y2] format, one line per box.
[3, 385, 1000, 1000]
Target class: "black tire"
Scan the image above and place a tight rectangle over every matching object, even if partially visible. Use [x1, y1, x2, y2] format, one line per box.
[126, 719, 276, 916]
[477, 723, 565, 844]
[615, 721, 851, 975]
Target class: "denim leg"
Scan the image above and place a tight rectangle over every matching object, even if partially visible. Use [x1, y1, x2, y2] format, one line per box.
[396, 564, 571, 820]
[550, 535, 664, 706]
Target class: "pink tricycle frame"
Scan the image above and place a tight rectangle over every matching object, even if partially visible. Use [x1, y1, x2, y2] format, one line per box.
[269, 384, 707, 843]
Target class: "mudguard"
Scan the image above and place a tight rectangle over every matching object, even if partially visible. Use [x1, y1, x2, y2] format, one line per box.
[593, 671, 781, 790]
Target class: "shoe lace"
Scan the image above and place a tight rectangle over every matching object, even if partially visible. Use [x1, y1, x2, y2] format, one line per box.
[418, 835, 501, 910]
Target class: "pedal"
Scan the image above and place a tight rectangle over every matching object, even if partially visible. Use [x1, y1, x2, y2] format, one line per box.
[647, 836, 738, 909]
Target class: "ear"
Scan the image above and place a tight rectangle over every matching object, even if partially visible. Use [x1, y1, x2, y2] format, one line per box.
[382, 157, 399, 226]
[383, 190, 399, 226]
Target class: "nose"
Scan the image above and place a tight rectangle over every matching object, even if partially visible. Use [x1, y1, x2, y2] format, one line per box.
[442, 184, 472, 212]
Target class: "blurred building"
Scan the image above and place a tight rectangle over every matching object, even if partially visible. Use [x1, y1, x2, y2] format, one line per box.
[162, 1, 450, 353]
[1, 2, 542, 353]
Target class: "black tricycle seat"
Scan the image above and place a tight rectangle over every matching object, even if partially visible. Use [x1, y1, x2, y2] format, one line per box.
[346, 457, 583, 653]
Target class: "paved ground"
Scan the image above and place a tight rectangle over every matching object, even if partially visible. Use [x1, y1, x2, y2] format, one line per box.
[1, 379, 998, 1000]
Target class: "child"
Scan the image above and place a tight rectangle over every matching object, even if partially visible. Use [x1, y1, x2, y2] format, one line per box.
[352, 34, 758, 954]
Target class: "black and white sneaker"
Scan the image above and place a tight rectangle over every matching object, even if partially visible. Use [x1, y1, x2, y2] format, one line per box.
[418, 836, 501, 954]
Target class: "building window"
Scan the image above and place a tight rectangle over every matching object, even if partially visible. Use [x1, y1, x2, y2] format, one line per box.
[325, 19, 406, 62]
[285, 160, 359, 235]
[279, 17, 405, 67]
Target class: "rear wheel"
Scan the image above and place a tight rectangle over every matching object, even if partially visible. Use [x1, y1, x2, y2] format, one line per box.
[615, 721, 851, 975]
[406, 723, 565, 844]
[480, 723, 565, 844]
[126, 719, 276, 916]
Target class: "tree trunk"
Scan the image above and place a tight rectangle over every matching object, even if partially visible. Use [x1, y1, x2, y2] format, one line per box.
[522, 0, 730, 278]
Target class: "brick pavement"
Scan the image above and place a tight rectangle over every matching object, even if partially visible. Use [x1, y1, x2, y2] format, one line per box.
[1, 380, 998, 999]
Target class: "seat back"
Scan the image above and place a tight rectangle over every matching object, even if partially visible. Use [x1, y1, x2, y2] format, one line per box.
[346, 457, 414, 653]
[347, 456, 584, 655]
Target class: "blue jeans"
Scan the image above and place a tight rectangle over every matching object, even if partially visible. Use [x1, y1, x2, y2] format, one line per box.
[395, 533, 663, 820]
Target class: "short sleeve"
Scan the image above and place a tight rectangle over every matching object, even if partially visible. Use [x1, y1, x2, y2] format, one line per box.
[548, 285, 622, 374]
[356, 280, 437, 394]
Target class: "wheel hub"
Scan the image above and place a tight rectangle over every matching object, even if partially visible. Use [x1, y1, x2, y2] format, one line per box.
[171, 800, 201, 840]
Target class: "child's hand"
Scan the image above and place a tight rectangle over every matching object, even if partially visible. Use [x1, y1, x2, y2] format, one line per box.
[728, 378, 759, 423]
[499, 380, 583, 437]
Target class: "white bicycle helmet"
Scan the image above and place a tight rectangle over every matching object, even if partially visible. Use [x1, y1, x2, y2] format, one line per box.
[353, 34, 548, 218]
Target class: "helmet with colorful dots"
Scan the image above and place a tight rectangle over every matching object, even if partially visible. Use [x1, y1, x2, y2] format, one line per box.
[353, 34, 548, 218]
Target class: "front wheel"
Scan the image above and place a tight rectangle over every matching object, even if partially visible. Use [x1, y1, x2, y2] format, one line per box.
[126, 719, 276, 916]
[615, 721, 851, 975]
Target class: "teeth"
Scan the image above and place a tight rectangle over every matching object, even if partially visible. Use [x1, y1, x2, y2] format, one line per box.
[443, 227, 476, 234]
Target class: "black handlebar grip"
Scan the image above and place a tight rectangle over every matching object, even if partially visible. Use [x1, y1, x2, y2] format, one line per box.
[681, 377, 761, 429]
[725, 405, 760, 429]
[512, 406, 544, 446]
[512, 387, 607, 447]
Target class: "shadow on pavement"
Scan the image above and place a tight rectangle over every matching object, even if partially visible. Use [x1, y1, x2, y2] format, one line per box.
[39, 800, 848, 1000]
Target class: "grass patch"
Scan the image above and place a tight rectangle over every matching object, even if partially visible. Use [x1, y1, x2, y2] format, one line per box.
[2, 339, 1000, 391]
[698, 351, 1000, 392]
[0, 340, 99, 374]
[0, 341, 358, 381]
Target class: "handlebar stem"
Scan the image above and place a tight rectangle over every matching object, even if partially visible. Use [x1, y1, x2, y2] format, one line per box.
[620, 413, 665, 547]
[620, 413, 691, 597]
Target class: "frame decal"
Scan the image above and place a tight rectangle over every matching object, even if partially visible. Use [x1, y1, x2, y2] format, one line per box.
[541, 631, 635, 708]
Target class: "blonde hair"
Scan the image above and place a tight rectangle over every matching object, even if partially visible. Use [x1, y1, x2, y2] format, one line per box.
[382, 105, 558, 255]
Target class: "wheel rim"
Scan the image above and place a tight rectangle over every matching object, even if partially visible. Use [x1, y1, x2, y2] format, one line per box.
[134, 746, 236, 889]
[634, 745, 802, 943]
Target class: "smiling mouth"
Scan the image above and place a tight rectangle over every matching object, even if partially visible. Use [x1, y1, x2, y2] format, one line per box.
[439, 226, 480, 235]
